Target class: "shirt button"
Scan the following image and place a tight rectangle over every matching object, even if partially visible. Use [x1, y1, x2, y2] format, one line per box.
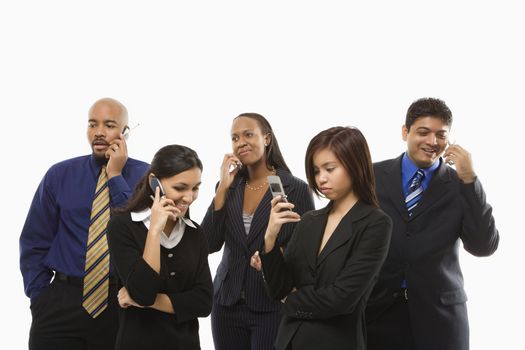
[170, 272, 176, 276]
[168, 253, 174, 258]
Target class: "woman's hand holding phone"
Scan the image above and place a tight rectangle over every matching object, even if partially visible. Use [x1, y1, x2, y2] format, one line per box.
[218, 153, 242, 190]
[149, 187, 180, 234]
[264, 196, 300, 253]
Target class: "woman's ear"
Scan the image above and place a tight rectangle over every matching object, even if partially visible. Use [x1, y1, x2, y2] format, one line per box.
[264, 133, 272, 147]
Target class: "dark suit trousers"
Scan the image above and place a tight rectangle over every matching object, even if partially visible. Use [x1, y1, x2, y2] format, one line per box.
[367, 296, 416, 350]
[211, 299, 281, 350]
[29, 278, 118, 350]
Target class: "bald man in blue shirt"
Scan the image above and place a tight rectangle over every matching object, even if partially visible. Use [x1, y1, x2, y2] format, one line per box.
[20, 98, 149, 350]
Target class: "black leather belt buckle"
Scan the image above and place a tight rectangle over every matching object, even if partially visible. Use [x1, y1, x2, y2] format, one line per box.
[54, 272, 83, 285]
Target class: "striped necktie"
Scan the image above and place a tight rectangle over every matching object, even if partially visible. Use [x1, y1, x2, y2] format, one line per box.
[405, 169, 425, 216]
[82, 165, 110, 318]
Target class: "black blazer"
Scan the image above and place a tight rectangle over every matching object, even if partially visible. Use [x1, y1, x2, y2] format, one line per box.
[366, 155, 499, 350]
[202, 169, 315, 312]
[261, 201, 392, 350]
[107, 213, 213, 350]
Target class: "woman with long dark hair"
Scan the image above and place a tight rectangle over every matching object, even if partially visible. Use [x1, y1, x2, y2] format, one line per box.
[107, 144, 212, 350]
[202, 113, 315, 350]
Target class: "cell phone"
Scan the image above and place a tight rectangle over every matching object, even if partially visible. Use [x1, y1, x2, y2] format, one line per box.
[149, 176, 166, 198]
[228, 161, 243, 173]
[122, 127, 130, 140]
[122, 123, 140, 141]
[267, 175, 288, 202]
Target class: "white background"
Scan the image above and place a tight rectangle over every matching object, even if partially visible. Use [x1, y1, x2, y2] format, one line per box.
[1, 1, 522, 348]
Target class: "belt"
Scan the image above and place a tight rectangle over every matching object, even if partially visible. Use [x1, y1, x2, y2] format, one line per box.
[54, 272, 118, 285]
[393, 287, 408, 301]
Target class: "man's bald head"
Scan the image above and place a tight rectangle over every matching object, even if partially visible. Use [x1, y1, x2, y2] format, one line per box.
[88, 98, 128, 126]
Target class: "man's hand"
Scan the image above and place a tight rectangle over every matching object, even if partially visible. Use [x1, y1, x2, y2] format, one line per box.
[105, 134, 128, 179]
[443, 144, 476, 183]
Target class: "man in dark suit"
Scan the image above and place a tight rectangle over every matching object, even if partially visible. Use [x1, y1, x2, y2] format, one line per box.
[366, 97, 499, 350]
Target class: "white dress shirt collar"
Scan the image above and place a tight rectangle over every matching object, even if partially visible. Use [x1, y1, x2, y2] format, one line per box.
[131, 208, 196, 249]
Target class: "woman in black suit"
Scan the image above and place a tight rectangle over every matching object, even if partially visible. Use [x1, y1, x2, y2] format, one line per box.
[202, 113, 314, 350]
[252, 126, 393, 350]
[107, 145, 212, 350]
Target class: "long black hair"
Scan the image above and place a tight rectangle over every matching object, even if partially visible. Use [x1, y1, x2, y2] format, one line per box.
[117, 144, 203, 214]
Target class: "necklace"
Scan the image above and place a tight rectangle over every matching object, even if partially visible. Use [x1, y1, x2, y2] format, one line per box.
[245, 181, 268, 191]
[245, 167, 277, 191]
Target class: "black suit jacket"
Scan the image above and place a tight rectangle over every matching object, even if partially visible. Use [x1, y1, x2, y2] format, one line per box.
[366, 155, 499, 350]
[201, 169, 315, 312]
[261, 201, 392, 350]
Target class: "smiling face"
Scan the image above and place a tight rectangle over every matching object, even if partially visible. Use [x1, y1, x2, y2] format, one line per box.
[313, 147, 353, 202]
[158, 167, 202, 217]
[402, 116, 450, 168]
[230, 116, 271, 167]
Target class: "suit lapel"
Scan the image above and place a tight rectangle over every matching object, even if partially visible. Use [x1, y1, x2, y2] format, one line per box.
[382, 156, 409, 221]
[226, 178, 249, 250]
[409, 159, 452, 221]
[246, 189, 272, 246]
[316, 201, 371, 266]
[301, 205, 330, 270]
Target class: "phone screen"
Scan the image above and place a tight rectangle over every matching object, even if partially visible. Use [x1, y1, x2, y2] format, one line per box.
[267, 175, 288, 202]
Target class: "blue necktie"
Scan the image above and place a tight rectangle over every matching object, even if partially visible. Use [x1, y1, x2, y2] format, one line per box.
[405, 169, 425, 216]
[402, 169, 426, 289]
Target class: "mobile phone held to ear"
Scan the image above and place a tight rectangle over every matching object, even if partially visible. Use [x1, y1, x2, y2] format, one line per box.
[228, 161, 243, 173]
[149, 176, 166, 198]
[122, 126, 130, 140]
[267, 175, 288, 203]
[122, 123, 140, 141]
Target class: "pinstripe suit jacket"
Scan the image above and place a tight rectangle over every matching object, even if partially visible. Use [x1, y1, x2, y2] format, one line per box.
[202, 169, 314, 312]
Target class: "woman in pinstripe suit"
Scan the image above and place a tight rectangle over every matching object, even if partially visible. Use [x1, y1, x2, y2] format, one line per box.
[202, 113, 315, 350]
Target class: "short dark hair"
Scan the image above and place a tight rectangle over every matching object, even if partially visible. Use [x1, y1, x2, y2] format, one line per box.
[119, 144, 202, 213]
[234, 113, 291, 175]
[405, 97, 453, 131]
[305, 126, 379, 208]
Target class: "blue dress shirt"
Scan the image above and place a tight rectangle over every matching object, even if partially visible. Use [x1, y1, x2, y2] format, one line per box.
[20, 154, 149, 303]
[401, 153, 440, 197]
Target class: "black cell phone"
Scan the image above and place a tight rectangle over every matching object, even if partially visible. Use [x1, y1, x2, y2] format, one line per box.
[267, 175, 288, 202]
[149, 176, 166, 197]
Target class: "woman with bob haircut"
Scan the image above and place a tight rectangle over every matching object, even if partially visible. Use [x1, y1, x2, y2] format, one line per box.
[252, 126, 392, 350]
[107, 144, 212, 350]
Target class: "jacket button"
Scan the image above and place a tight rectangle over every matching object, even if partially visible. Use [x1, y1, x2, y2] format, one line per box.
[170, 272, 176, 276]
[168, 253, 174, 258]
